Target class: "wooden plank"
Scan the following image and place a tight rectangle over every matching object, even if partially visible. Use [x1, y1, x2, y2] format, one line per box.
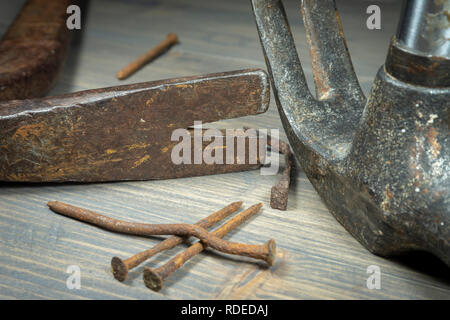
[0, 0, 449, 300]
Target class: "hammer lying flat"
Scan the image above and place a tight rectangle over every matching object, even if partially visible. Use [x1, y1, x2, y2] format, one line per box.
[0, 1, 270, 182]
[0, 69, 269, 182]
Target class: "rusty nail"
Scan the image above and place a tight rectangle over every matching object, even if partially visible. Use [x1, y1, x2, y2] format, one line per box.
[47, 201, 275, 265]
[116, 32, 179, 80]
[143, 203, 272, 291]
[111, 201, 242, 282]
[244, 127, 293, 210]
[267, 134, 293, 211]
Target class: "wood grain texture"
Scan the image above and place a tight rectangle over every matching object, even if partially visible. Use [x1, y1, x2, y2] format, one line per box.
[0, 0, 449, 300]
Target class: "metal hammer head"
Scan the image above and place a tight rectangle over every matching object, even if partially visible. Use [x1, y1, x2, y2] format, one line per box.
[251, 0, 449, 266]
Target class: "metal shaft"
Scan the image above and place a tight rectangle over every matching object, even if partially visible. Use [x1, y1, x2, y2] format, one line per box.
[397, 0, 449, 57]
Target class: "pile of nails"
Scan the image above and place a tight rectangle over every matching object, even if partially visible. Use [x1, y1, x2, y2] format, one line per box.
[47, 201, 276, 291]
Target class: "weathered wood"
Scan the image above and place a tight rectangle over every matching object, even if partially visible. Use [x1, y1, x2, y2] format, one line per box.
[0, 0, 449, 300]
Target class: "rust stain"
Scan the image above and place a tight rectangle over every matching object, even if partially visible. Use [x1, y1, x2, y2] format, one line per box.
[145, 91, 160, 106]
[92, 158, 123, 166]
[335, 10, 346, 40]
[132, 155, 150, 168]
[127, 143, 150, 150]
[426, 127, 441, 158]
[13, 123, 44, 140]
[9, 157, 125, 181]
[385, 187, 393, 199]
[381, 186, 393, 211]
[175, 84, 193, 89]
[407, 62, 440, 75]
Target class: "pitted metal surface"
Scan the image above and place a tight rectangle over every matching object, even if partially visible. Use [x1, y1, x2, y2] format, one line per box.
[252, 0, 449, 266]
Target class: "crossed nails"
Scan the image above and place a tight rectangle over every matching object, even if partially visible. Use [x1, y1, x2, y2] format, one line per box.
[48, 200, 275, 292]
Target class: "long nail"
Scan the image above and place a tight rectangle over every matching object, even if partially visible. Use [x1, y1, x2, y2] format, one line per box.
[47, 201, 275, 265]
[111, 201, 242, 282]
[143, 203, 275, 291]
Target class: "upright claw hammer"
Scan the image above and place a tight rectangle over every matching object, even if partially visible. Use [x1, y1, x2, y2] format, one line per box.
[252, 0, 449, 265]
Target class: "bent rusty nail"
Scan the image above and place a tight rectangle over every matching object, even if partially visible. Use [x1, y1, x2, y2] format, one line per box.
[111, 201, 242, 282]
[143, 203, 268, 292]
[267, 134, 293, 211]
[0, 0, 74, 101]
[0, 68, 269, 182]
[47, 201, 276, 265]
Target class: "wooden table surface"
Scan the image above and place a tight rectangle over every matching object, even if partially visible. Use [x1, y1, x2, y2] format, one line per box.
[0, 0, 449, 300]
